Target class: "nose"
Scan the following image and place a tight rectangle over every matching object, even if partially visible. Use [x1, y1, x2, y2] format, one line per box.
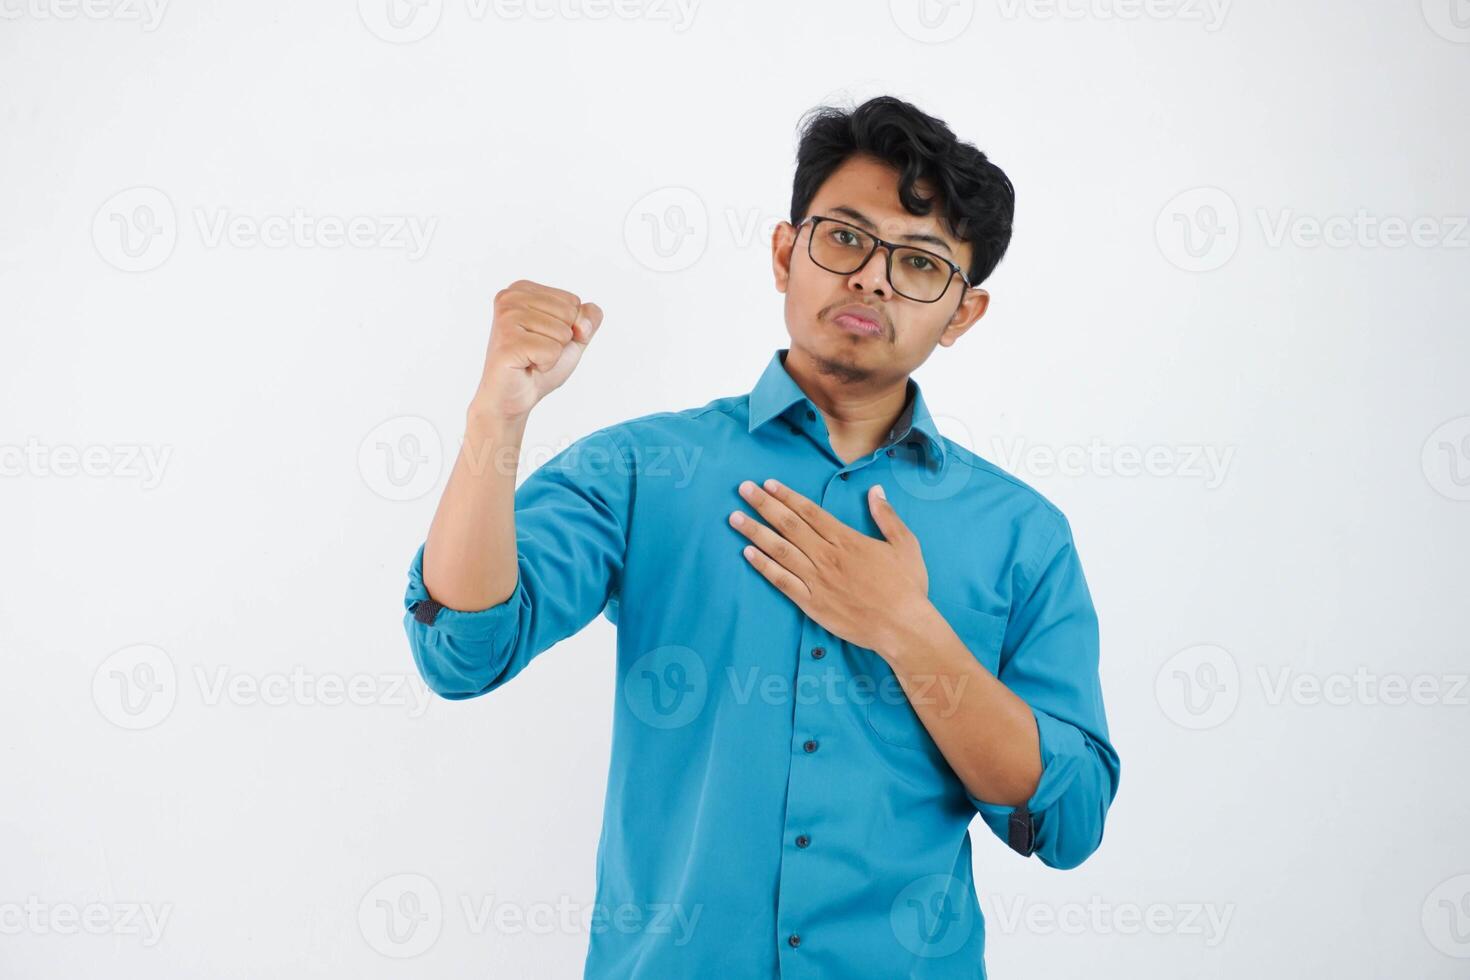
[845, 247, 891, 297]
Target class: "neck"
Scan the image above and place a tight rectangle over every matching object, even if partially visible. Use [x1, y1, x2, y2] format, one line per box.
[781, 346, 910, 464]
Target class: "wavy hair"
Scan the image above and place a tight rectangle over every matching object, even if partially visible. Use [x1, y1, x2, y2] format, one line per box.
[790, 96, 1015, 287]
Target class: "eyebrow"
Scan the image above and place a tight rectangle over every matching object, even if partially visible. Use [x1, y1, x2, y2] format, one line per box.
[826, 205, 954, 256]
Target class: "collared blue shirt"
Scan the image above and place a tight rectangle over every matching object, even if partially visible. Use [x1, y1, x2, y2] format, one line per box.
[402, 347, 1120, 978]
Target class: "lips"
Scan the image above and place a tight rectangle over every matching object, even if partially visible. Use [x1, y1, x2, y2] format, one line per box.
[831, 304, 884, 336]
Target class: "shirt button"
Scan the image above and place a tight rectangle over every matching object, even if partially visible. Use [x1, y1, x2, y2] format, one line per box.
[805, 409, 815, 421]
[886, 448, 895, 457]
[796, 834, 810, 848]
[810, 646, 825, 660]
[839, 472, 849, 480]
[788, 933, 802, 948]
[803, 739, 818, 753]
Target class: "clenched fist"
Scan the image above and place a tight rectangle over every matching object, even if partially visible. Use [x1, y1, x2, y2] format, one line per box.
[472, 279, 604, 420]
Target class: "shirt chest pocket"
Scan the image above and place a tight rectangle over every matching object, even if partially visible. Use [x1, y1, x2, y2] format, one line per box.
[863, 595, 1008, 751]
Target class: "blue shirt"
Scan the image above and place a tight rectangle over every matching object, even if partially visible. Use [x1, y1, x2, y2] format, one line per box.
[402, 347, 1120, 978]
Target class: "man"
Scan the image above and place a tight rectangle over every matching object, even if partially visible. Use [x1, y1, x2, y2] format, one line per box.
[402, 95, 1120, 978]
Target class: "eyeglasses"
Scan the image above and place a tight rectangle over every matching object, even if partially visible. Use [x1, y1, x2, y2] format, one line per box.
[794, 215, 971, 303]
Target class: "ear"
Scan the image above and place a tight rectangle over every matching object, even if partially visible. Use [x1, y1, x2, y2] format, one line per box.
[938, 287, 989, 348]
[771, 220, 797, 294]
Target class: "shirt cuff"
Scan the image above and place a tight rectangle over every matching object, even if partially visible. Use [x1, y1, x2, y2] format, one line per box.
[403, 542, 523, 642]
[965, 704, 1088, 854]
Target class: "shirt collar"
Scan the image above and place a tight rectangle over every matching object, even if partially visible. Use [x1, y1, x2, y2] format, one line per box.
[746, 347, 948, 470]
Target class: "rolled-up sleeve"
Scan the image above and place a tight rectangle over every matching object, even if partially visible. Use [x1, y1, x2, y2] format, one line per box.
[402, 425, 634, 700]
[968, 515, 1121, 870]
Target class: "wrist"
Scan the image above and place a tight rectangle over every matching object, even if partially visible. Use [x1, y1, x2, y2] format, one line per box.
[465, 398, 530, 436]
[461, 404, 529, 480]
[873, 592, 943, 664]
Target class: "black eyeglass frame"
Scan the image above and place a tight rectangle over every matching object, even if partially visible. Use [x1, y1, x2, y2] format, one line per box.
[794, 214, 973, 303]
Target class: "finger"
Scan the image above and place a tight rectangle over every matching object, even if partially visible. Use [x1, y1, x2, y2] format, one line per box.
[573, 302, 604, 344]
[738, 480, 828, 556]
[759, 477, 845, 545]
[866, 483, 908, 543]
[516, 332, 565, 372]
[509, 279, 583, 313]
[501, 281, 583, 328]
[515, 309, 575, 345]
[728, 509, 817, 578]
[741, 544, 812, 607]
[506, 277, 580, 301]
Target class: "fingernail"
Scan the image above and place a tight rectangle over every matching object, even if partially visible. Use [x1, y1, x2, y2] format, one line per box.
[873, 484, 886, 499]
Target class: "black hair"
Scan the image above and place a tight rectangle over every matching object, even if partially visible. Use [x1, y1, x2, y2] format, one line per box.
[790, 96, 1015, 287]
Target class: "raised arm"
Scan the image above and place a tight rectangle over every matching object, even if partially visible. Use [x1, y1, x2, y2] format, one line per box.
[421, 279, 604, 612]
[403, 280, 631, 700]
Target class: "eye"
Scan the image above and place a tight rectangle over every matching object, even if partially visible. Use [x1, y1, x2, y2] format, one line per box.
[905, 254, 937, 271]
[831, 228, 860, 247]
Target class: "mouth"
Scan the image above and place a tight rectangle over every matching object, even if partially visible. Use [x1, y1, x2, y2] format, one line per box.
[830, 305, 884, 338]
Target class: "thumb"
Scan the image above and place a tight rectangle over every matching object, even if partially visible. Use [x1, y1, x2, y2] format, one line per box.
[867, 483, 906, 542]
[573, 302, 604, 344]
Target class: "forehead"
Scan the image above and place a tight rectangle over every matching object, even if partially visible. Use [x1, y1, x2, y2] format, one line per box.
[806, 153, 961, 249]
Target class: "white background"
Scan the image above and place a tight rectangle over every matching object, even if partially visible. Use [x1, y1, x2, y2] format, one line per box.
[3, 1, 1468, 977]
